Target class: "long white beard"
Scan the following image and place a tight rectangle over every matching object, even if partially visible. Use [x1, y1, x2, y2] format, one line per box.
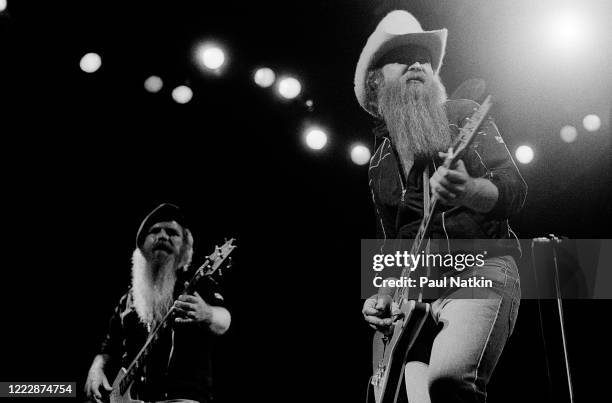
[378, 75, 451, 165]
[131, 248, 177, 326]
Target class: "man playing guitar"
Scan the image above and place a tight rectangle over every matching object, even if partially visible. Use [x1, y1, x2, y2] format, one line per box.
[85, 204, 231, 403]
[356, 10, 526, 403]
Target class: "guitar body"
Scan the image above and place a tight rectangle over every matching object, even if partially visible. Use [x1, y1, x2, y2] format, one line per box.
[367, 300, 434, 403]
[109, 368, 143, 403]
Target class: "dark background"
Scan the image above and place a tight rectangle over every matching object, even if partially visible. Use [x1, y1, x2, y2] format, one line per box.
[0, 1, 611, 402]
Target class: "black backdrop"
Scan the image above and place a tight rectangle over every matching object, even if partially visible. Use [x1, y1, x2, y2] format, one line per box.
[1, 1, 611, 402]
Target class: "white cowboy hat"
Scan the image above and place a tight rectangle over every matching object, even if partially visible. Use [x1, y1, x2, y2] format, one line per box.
[354, 10, 448, 116]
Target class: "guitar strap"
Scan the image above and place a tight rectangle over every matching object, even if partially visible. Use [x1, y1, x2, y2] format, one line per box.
[419, 166, 431, 303]
[423, 166, 430, 221]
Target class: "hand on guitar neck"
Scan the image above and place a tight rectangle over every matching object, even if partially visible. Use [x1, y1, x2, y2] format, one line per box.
[173, 281, 231, 335]
[430, 151, 499, 213]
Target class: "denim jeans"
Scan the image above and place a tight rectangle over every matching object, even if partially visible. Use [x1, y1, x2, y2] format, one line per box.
[404, 255, 521, 403]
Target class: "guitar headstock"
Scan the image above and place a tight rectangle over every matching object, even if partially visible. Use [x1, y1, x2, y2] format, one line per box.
[448, 95, 493, 163]
[201, 238, 237, 277]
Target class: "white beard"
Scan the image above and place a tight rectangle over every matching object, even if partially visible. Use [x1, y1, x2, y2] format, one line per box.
[131, 248, 177, 326]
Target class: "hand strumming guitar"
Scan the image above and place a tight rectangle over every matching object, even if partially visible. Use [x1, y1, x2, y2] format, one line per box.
[84, 354, 112, 403]
[362, 294, 402, 330]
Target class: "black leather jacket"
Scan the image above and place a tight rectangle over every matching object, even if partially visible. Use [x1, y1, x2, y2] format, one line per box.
[368, 99, 527, 258]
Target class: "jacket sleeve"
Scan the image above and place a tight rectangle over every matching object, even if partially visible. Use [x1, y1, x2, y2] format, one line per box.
[99, 294, 126, 358]
[370, 187, 387, 240]
[368, 144, 398, 283]
[473, 121, 528, 220]
[368, 139, 389, 240]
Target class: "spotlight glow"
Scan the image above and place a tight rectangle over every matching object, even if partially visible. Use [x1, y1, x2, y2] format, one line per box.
[515, 145, 534, 164]
[79, 52, 102, 73]
[560, 125, 578, 143]
[254, 68, 276, 88]
[278, 77, 302, 99]
[547, 10, 587, 51]
[304, 128, 328, 150]
[197, 45, 226, 70]
[350, 144, 371, 166]
[583, 114, 601, 132]
[0, 0, 7, 12]
[144, 76, 163, 93]
[171, 85, 193, 104]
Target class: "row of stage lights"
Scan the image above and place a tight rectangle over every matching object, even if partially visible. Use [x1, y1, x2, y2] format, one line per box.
[514, 115, 604, 165]
[79, 42, 604, 168]
[79, 44, 373, 166]
[3, 0, 608, 168]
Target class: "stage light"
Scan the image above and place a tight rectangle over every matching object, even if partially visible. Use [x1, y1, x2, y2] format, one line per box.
[254, 68, 275, 88]
[304, 128, 327, 150]
[144, 76, 163, 93]
[560, 125, 578, 143]
[277, 77, 301, 99]
[0, 0, 7, 12]
[172, 85, 193, 104]
[305, 100, 314, 108]
[583, 114, 601, 132]
[79, 52, 102, 73]
[350, 144, 371, 166]
[197, 44, 226, 70]
[515, 145, 534, 164]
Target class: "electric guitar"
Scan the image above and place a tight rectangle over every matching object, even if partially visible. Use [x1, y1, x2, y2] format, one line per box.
[367, 96, 493, 403]
[109, 238, 237, 403]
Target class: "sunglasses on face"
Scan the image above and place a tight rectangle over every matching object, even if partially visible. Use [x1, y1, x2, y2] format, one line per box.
[375, 45, 432, 68]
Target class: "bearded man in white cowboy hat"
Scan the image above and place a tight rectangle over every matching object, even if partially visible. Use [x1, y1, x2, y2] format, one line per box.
[85, 203, 231, 403]
[359, 10, 527, 403]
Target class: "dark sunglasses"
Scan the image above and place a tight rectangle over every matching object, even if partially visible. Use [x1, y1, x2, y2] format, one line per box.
[375, 44, 432, 68]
